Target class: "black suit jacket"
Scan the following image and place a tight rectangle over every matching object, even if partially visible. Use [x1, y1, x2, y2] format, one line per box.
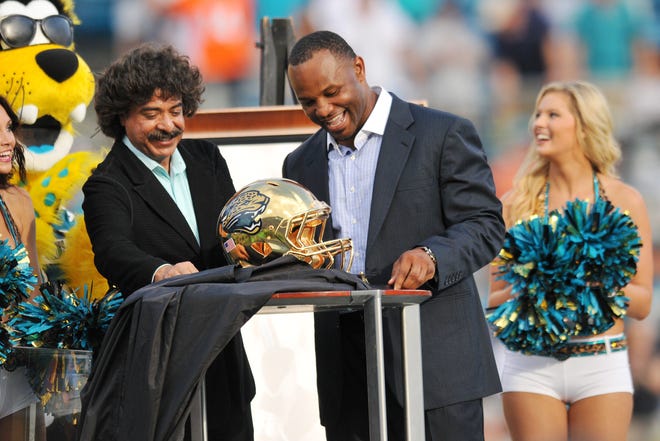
[283, 95, 505, 422]
[82, 139, 255, 422]
[82, 139, 236, 296]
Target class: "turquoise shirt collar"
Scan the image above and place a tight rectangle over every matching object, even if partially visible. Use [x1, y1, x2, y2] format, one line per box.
[123, 135, 186, 175]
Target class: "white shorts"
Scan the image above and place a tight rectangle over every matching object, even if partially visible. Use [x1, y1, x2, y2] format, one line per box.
[0, 367, 39, 419]
[498, 335, 633, 404]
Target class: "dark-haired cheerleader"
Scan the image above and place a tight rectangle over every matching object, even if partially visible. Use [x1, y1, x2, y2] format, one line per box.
[0, 94, 44, 440]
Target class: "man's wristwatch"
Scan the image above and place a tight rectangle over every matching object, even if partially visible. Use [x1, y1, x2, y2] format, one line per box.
[420, 246, 437, 265]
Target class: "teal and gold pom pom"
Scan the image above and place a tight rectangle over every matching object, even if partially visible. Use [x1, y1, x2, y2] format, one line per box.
[8, 281, 123, 353]
[0, 240, 37, 365]
[488, 213, 579, 355]
[562, 198, 638, 336]
[488, 198, 639, 356]
[3, 282, 121, 413]
[0, 240, 37, 309]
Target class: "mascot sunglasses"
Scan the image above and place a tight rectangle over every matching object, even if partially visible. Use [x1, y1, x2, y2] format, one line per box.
[0, 14, 73, 48]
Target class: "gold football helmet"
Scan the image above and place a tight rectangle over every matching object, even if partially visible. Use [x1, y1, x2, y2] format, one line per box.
[218, 178, 353, 271]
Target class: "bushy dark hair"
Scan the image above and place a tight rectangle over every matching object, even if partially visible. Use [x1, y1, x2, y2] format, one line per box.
[288, 30, 356, 66]
[0, 95, 26, 188]
[94, 44, 205, 140]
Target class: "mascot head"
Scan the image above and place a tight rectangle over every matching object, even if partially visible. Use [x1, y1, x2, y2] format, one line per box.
[0, 0, 106, 297]
[0, 0, 94, 172]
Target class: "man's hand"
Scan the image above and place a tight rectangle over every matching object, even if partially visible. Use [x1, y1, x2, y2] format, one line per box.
[387, 248, 436, 290]
[154, 261, 199, 282]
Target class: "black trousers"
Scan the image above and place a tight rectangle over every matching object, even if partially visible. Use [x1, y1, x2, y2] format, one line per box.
[324, 313, 485, 441]
[324, 384, 484, 441]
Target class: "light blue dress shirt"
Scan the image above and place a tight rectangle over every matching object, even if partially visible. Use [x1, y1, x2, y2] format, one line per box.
[327, 88, 392, 275]
[123, 136, 200, 244]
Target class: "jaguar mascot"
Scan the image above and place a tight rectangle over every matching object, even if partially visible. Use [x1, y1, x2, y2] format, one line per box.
[0, 0, 108, 296]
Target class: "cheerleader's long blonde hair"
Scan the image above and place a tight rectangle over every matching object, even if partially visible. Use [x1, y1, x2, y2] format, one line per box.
[505, 81, 622, 227]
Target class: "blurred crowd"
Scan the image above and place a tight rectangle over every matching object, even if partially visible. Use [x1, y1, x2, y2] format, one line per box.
[71, 0, 660, 439]
[97, 0, 660, 148]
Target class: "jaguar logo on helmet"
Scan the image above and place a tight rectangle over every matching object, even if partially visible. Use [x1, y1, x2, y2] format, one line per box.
[221, 189, 269, 235]
[218, 178, 353, 271]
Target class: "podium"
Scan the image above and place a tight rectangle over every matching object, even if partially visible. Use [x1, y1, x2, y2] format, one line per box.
[190, 288, 430, 441]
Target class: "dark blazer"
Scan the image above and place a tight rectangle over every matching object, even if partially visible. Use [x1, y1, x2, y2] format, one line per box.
[82, 139, 236, 296]
[82, 139, 255, 433]
[283, 95, 505, 423]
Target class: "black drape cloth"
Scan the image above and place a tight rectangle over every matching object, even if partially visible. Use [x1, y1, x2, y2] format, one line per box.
[77, 257, 369, 441]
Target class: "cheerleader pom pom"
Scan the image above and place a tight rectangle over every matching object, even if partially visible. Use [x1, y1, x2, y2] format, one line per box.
[0, 324, 14, 366]
[0, 241, 37, 309]
[487, 296, 577, 355]
[561, 198, 639, 335]
[8, 281, 123, 352]
[495, 214, 576, 296]
[489, 214, 580, 354]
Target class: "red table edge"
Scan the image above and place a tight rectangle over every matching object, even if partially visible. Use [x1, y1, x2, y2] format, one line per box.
[270, 289, 431, 299]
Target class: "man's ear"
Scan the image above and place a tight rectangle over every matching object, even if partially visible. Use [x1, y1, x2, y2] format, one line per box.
[354, 56, 366, 81]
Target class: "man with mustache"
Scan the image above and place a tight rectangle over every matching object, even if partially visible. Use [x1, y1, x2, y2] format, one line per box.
[82, 44, 254, 440]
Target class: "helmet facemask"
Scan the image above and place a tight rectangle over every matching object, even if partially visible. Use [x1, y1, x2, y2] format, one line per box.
[281, 201, 353, 270]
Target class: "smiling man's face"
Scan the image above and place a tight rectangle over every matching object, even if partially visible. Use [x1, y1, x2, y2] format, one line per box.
[121, 89, 185, 172]
[288, 49, 375, 148]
